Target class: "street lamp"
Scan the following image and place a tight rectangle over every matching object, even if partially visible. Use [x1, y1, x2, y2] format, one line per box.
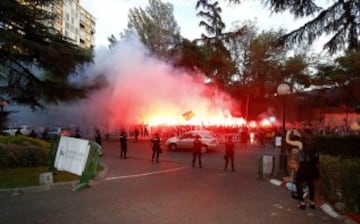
[277, 83, 290, 176]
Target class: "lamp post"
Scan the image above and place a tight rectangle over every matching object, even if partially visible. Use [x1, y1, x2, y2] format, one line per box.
[277, 83, 290, 176]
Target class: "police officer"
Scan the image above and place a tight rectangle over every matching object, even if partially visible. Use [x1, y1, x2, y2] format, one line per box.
[95, 129, 102, 146]
[192, 135, 203, 168]
[119, 129, 128, 159]
[151, 133, 161, 163]
[224, 136, 235, 171]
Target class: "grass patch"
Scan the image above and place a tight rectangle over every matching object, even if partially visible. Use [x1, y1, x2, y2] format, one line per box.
[0, 165, 105, 189]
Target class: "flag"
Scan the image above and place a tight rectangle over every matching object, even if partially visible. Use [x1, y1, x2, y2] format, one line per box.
[182, 111, 195, 121]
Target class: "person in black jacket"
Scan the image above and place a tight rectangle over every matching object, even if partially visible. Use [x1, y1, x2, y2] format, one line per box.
[286, 128, 320, 210]
[151, 133, 161, 163]
[192, 135, 203, 168]
[95, 129, 102, 146]
[224, 136, 235, 171]
[119, 129, 128, 159]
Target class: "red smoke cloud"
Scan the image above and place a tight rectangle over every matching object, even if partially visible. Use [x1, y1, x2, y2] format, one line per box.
[76, 37, 242, 131]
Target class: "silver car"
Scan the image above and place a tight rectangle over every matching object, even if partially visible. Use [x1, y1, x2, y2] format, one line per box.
[165, 130, 218, 153]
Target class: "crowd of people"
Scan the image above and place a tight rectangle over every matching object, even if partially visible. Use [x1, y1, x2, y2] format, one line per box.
[108, 120, 359, 149]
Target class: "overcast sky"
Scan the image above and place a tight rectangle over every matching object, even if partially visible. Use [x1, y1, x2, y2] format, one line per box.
[81, 0, 312, 48]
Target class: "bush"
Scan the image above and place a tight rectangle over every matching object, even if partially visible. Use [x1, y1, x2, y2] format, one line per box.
[0, 136, 50, 168]
[319, 155, 360, 214]
[315, 135, 360, 157]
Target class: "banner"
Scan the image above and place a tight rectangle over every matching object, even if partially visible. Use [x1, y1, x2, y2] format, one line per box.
[182, 111, 195, 121]
[54, 136, 90, 176]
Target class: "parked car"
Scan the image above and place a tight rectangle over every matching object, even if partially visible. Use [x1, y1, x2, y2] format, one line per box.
[47, 127, 72, 138]
[165, 130, 219, 153]
[2, 125, 34, 136]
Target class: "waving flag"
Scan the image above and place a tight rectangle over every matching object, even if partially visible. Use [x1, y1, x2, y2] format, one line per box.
[182, 111, 195, 121]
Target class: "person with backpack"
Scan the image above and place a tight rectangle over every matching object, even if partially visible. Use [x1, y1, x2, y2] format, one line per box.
[286, 128, 320, 210]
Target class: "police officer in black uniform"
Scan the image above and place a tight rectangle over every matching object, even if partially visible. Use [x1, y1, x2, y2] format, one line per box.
[119, 129, 128, 159]
[224, 136, 235, 171]
[192, 135, 203, 168]
[95, 129, 102, 146]
[151, 133, 161, 163]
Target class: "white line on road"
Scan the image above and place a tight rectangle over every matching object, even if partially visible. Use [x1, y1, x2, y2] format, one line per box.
[105, 166, 188, 181]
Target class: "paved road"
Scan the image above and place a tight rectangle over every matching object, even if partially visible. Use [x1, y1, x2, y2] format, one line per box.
[0, 140, 347, 224]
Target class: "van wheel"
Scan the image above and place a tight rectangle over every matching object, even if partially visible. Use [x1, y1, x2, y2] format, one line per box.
[169, 143, 177, 151]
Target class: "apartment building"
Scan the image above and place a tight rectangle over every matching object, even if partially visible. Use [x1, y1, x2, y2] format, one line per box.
[19, 0, 96, 49]
[56, 0, 96, 49]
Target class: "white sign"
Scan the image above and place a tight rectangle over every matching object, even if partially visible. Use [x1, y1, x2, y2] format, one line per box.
[54, 136, 90, 176]
[262, 155, 274, 175]
[275, 136, 282, 147]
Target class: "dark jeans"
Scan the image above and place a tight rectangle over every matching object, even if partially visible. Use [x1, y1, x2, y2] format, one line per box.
[192, 152, 202, 167]
[224, 155, 234, 171]
[296, 178, 315, 202]
[120, 147, 127, 158]
[152, 149, 160, 162]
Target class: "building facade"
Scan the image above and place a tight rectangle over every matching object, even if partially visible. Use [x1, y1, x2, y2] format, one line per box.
[55, 0, 96, 49]
[19, 0, 96, 49]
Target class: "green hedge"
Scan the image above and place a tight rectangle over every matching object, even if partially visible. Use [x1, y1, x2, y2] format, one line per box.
[319, 155, 360, 214]
[0, 136, 50, 168]
[315, 135, 360, 157]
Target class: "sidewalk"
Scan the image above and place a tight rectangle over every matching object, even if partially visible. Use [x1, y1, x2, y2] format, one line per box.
[263, 149, 359, 224]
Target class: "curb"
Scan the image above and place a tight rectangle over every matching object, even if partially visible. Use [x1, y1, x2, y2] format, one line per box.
[0, 162, 108, 195]
[269, 178, 358, 224]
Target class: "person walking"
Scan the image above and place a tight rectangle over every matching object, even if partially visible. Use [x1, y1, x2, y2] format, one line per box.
[15, 128, 21, 136]
[192, 135, 203, 168]
[224, 136, 235, 171]
[150, 133, 161, 163]
[286, 128, 320, 210]
[95, 129, 102, 146]
[74, 128, 81, 138]
[120, 129, 128, 159]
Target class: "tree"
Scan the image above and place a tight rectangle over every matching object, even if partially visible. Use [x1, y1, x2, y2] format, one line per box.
[171, 38, 209, 73]
[121, 0, 181, 60]
[242, 30, 288, 96]
[196, 0, 225, 38]
[313, 49, 360, 110]
[0, 0, 98, 110]
[225, 20, 258, 85]
[195, 0, 236, 88]
[226, 0, 360, 54]
[314, 49, 360, 87]
[107, 34, 117, 49]
[219, 20, 312, 118]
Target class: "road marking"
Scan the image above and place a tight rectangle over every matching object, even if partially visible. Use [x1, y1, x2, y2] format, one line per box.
[105, 166, 188, 181]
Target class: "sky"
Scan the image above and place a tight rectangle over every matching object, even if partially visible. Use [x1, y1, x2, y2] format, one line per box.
[81, 0, 312, 48]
